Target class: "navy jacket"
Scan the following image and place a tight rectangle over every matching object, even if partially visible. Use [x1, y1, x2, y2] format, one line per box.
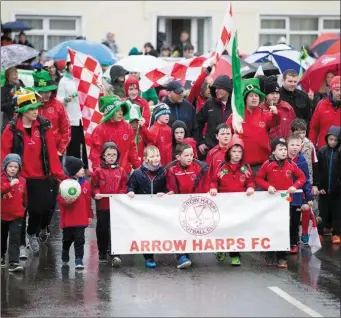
[128, 165, 168, 195]
[292, 152, 313, 206]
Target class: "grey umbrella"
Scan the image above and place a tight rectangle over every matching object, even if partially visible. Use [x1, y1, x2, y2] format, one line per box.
[1, 44, 39, 69]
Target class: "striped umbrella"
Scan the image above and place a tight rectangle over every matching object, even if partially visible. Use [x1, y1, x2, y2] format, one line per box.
[245, 44, 315, 74]
[310, 33, 340, 58]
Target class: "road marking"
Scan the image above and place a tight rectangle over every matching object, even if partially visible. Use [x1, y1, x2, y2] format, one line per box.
[268, 286, 324, 317]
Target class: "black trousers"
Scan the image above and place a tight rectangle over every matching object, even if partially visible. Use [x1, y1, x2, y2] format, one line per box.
[318, 194, 341, 236]
[96, 209, 111, 256]
[26, 178, 58, 236]
[62, 227, 85, 262]
[67, 124, 88, 169]
[290, 205, 302, 246]
[1, 218, 23, 263]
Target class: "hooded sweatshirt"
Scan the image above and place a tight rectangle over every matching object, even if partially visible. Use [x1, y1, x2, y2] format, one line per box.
[91, 142, 128, 210]
[108, 65, 127, 98]
[123, 77, 151, 127]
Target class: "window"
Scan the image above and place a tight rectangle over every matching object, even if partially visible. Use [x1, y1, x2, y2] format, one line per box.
[259, 16, 340, 50]
[15, 15, 82, 50]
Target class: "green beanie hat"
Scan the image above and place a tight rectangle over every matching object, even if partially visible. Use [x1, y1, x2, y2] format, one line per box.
[128, 47, 140, 56]
[32, 69, 58, 92]
[242, 78, 266, 102]
[100, 95, 131, 123]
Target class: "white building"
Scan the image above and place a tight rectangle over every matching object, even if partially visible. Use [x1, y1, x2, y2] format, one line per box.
[1, 1, 340, 55]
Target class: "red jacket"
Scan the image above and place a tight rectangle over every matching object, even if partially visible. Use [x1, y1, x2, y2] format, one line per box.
[149, 122, 172, 166]
[91, 164, 128, 210]
[259, 100, 296, 142]
[1, 117, 65, 180]
[134, 125, 156, 160]
[166, 159, 209, 194]
[38, 98, 71, 154]
[206, 144, 228, 179]
[227, 108, 280, 165]
[89, 120, 141, 173]
[1, 173, 26, 221]
[163, 137, 198, 166]
[124, 77, 151, 127]
[210, 162, 254, 192]
[309, 97, 341, 150]
[256, 158, 306, 191]
[58, 178, 93, 229]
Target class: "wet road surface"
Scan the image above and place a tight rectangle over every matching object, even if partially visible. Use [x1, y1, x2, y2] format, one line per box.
[1, 213, 340, 317]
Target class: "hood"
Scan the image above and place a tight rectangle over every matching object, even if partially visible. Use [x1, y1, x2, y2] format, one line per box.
[172, 120, 189, 143]
[225, 136, 245, 162]
[100, 141, 120, 167]
[124, 77, 140, 96]
[2, 153, 22, 178]
[110, 65, 128, 84]
[210, 75, 233, 98]
[325, 125, 341, 147]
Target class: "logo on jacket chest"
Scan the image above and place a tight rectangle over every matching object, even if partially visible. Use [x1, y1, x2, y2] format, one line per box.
[239, 175, 246, 182]
[83, 187, 88, 194]
[123, 134, 128, 140]
[259, 121, 265, 128]
[47, 107, 54, 114]
[286, 170, 292, 178]
[190, 174, 197, 181]
[34, 130, 40, 138]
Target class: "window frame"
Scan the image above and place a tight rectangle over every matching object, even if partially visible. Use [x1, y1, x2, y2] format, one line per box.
[13, 12, 83, 50]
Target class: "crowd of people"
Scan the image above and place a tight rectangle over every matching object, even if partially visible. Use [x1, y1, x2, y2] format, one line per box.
[1, 47, 340, 274]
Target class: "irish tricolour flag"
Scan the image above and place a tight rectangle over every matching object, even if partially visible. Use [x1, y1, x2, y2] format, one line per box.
[231, 33, 245, 134]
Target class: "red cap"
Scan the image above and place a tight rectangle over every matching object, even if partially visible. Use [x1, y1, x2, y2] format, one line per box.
[330, 76, 340, 91]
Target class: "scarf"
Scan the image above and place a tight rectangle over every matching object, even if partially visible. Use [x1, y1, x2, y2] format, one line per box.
[142, 161, 161, 172]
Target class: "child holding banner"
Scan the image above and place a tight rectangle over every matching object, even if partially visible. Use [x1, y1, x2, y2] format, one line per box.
[256, 137, 306, 268]
[127, 145, 168, 268]
[209, 136, 255, 266]
[165, 143, 209, 269]
[92, 142, 128, 267]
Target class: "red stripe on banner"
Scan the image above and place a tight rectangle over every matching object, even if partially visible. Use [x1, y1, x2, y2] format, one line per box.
[220, 27, 231, 46]
[188, 56, 207, 68]
[145, 69, 167, 82]
[170, 63, 188, 83]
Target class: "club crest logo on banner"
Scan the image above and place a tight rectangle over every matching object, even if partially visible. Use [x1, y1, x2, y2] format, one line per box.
[180, 196, 220, 236]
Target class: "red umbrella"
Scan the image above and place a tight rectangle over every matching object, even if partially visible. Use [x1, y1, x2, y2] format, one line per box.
[310, 33, 340, 58]
[325, 39, 340, 55]
[299, 53, 340, 93]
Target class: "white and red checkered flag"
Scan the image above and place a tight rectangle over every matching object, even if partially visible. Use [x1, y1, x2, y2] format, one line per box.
[68, 48, 103, 170]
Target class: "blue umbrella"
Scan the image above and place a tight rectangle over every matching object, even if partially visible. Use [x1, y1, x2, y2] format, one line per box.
[2, 21, 32, 31]
[47, 40, 117, 66]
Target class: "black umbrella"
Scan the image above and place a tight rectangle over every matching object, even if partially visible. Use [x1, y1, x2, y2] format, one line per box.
[252, 61, 280, 77]
[2, 21, 32, 31]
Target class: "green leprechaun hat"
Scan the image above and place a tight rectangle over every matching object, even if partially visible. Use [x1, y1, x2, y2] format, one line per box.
[32, 69, 58, 92]
[14, 88, 43, 114]
[128, 104, 142, 123]
[100, 95, 131, 123]
[242, 78, 266, 102]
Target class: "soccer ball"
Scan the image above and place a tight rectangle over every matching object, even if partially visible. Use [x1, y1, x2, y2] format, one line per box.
[59, 179, 81, 201]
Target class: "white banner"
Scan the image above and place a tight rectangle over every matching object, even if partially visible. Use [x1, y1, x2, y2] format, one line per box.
[109, 192, 290, 255]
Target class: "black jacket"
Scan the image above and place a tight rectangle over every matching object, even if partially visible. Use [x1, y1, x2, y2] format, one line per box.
[128, 164, 168, 195]
[1, 80, 25, 128]
[279, 87, 312, 124]
[314, 126, 341, 195]
[163, 97, 199, 141]
[196, 97, 232, 149]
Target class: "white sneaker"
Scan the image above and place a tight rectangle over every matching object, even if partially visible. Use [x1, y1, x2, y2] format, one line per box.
[111, 257, 122, 268]
[19, 246, 27, 260]
[28, 234, 40, 254]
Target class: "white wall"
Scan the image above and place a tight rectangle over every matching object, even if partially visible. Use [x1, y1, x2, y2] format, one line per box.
[1, 1, 340, 54]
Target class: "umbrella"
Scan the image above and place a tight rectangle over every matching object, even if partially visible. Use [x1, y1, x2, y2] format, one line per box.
[1, 44, 39, 69]
[245, 44, 315, 74]
[299, 53, 340, 93]
[211, 55, 257, 80]
[115, 55, 165, 73]
[2, 21, 32, 31]
[251, 62, 280, 77]
[310, 33, 340, 58]
[325, 39, 340, 55]
[47, 40, 117, 66]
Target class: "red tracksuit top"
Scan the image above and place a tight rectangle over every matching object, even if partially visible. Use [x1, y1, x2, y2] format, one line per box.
[90, 120, 141, 173]
[91, 164, 128, 210]
[1, 117, 65, 180]
[1, 172, 27, 221]
[38, 98, 71, 154]
[57, 177, 93, 229]
[163, 137, 198, 166]
[256, 158, 306, 191]
[134, 125, 156, 160]
[165, 159, 209, 194]
[309, 97, 341, 150]
[149, 122, 172, 166]
[227, 107, 280, 165]
[210, 162, 255, 193]
[206, 144, 228, 179]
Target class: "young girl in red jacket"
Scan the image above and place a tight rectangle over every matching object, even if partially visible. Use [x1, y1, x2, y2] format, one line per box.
[256, 137, 306, 269]
[58, 156, 93, 270]
[91, 142, 128, 267]
[1, 154, 27, 272]
[165, 143, 209, 269]
[209, 136, 255, 267]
